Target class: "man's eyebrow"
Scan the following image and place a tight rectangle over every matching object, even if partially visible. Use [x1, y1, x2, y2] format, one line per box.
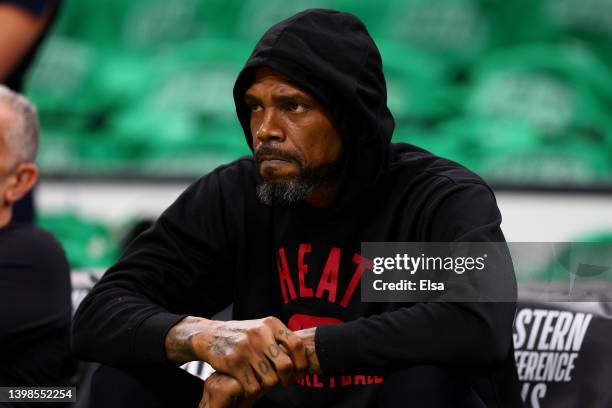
[244, 90, 313, 105]
[273, 92, 311, 104]
[244, 93, 260, 104]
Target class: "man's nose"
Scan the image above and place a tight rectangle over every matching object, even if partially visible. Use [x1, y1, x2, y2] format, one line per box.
[255, 109, 285, 143]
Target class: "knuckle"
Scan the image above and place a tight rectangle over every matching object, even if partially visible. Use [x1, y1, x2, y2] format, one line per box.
[294, 355, 307, 369]
[245, 326, 263, 338]
[244, 383, 261, 397]
[297, 359, 309, 372]
[288, 336, 303, 350]
[277, 358, 293, 373]
[235, 338, 250, 352]
[262, 316, 279, 326]
[225, 354, 241, 369]
[206, 381, 218, 392]
[236, 336, 249, 347]
[262, 376, 278, 389]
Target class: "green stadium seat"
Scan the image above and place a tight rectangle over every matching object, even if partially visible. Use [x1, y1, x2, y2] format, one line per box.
[379, 0, 499, 67]
[435, 116, 612, 185]
[38, 213, 122, 269]
[466, 44, 612, 139]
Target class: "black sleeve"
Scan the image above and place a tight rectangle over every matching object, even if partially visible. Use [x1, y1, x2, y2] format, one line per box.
[315, 182, 517, 374]
[0, 0, 58, 16]
[72, 172, 236, 368]
[0, 227, 71, 360]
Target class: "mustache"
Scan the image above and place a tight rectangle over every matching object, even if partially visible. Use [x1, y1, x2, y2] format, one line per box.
[254, 145, 302, 165]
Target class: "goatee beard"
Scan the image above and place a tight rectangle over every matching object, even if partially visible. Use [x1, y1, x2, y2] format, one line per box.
[256, 179, 315, 206]
[254, 145, 345, 206]
[255, 161, 345, 207]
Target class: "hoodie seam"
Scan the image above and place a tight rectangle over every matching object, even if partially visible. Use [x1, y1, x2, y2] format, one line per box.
[353, 45, 382, 122]
[267, 22, 292, 60]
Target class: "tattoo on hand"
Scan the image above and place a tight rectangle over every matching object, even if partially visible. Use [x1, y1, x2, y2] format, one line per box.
[258, 359, 270, 374]
[166, 318, 211, 364]
[278, 328, 293, 340]
[267, 344, 280, 358]
[243, 369, 252, 385]
[207, 326, 242, 357]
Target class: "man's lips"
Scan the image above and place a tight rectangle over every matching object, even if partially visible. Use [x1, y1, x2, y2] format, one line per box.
[256, 155, 295, 165]
[257, 155, 298, 178]
[262, 159, 289, 165]
[258, 158, 294, 173]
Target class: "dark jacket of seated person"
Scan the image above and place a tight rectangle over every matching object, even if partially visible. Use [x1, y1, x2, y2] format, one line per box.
[0, 223, 73, 390]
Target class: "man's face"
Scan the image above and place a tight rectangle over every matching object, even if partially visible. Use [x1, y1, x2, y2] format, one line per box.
[245, 67, 343, 205]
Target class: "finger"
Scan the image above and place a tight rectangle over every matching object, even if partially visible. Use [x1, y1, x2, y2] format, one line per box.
[262, 341, 294, 385]
[209, 391, 237, 408]
[244, 329, 282, 388]
[205, 374, 244, 408]
[247, 352, 280, 390]
[223, 340, 262, 397]
[246, 321, 294, 386]
[199, 378, 206, 408]
[268, 323, 308, 377]
[233, 364, 261, 397]
[202, 383, 210, 408]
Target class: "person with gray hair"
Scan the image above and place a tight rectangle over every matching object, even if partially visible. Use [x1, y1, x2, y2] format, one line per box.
[0, 84, 39, 226]
[0, 86, 74, 405]
[0, 85, 39, 158]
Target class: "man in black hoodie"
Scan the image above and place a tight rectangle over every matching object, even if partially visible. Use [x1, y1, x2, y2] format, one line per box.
[73, 9, 522, 408]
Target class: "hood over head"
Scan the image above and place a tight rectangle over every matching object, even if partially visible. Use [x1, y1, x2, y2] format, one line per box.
[233, 8, 395, 211]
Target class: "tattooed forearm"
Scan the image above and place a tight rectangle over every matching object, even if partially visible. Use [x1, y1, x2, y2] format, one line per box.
[165, 316, 212, 364]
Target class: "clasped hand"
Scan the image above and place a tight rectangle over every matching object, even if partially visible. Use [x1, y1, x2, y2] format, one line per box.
[193, 317, 316, 407]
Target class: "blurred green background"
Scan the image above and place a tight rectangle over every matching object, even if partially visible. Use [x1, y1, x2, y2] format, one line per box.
[26, 0, 612, 186]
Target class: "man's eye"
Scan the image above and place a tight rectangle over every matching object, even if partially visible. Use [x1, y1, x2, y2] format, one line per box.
[288, 102, 307, 113]
[249, 104, 262, 112]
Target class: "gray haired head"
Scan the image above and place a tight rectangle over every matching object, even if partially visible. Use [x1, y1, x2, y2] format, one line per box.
[0, 85, 39, 165]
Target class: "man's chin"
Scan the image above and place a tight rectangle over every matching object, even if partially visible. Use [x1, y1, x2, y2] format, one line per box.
[256, 178, 314, 206]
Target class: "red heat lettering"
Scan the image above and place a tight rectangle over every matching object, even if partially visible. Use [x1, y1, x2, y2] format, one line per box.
[277, 248, 297, 303]
[315, 247, 341, 302]
[354, 375, 367, 385]
[297, 243, 313, 298]
[339, 254, 372, 307]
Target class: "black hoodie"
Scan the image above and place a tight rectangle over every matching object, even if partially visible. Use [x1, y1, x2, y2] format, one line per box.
[73, 9, 522, 408]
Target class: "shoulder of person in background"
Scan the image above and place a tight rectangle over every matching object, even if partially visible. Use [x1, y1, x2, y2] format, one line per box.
[0, 222, 69, 265]
[0, 221, 74, 387]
